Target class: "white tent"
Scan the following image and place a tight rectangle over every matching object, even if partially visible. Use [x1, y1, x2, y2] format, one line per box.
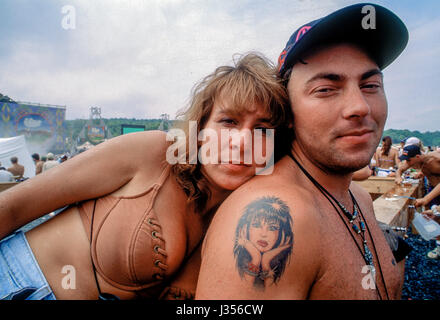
[0, 136, 35, 178]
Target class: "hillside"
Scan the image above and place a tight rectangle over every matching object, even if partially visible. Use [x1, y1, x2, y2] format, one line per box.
[64, 119, 439, 147]
[383, 129, 440, 147]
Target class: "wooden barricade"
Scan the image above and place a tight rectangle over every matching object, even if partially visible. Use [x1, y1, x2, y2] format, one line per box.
[355, 176, 396, 201]
[355, 177, 423, 229]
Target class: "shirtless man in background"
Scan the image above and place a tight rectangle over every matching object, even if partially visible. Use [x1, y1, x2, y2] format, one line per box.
[196, 3, 409, 299]
[396, 144, 440, 208]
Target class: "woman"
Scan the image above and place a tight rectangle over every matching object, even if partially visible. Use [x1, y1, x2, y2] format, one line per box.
[0, 53, 292, 300]
[374, 136, 400, 175]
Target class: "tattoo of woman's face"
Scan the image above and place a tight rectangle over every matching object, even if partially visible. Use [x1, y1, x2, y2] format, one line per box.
[233, 196, 294, 289]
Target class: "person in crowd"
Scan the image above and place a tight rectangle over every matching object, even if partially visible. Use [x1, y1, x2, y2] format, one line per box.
[398, 139, 405, 157]
[395, 144, 440, 260]
[374, 136, 400, 176]
[32, 153, 44, 175]
[396, 145, 440, 208]
[0, 162, 14, 182]
[196, 3, 408, 300]
[42, 153, 59, 172]
[352, 165, 373, 181]
[7, 156, 25, 179]
[0, 53, 292, 300]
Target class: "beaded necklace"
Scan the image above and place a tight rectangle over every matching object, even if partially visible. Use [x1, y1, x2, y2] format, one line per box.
[289, 154, 389, 300]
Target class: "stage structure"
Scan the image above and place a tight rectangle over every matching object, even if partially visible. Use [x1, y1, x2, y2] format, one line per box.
[77, 107, 112, 145]
[158, 113, 170, 131]
[0, 101, 66, 154]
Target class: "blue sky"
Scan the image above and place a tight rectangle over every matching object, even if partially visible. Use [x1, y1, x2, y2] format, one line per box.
[0, 0, 439, 132]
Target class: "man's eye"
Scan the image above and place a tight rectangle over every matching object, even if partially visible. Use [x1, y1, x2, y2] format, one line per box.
[313, 87, 335, 95]
[361, 83, 381, 91]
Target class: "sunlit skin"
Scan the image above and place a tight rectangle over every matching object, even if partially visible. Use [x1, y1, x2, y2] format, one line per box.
[200, 99, 274, 193]
[249, 220, 280, 253]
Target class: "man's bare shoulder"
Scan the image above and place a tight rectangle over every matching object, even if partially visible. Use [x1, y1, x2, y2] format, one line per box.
[225, 156, 314, 209]
[197, 158, 322, 299]
[426, 151, 440, 162]
[424, 152, 440, 174]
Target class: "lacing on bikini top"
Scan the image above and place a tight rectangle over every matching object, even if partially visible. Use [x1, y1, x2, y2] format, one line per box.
[78, 163, 171, 294]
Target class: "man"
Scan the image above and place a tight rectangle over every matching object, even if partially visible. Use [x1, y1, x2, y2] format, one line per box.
[395, 144, 440, 259]
[196, 3, 408, 299]
[42, 152, 59, 172]
[0, 162, 14, 182]
[7, 156, 25, 179]
[395, 145, 440, 208]
[32, 153, 44, 175]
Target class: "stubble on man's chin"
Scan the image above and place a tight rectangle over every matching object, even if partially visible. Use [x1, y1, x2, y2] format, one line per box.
[318, 149, 373, 176]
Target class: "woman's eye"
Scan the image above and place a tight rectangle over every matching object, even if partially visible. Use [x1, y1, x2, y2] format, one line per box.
[219, 118, 236, 125]
[269, 225, 279, 231]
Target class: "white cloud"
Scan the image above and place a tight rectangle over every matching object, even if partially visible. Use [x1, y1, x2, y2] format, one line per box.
[0, 0, 438, 132]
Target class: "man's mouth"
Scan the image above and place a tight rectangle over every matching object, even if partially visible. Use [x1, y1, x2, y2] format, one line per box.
[337, 129, 374, 144]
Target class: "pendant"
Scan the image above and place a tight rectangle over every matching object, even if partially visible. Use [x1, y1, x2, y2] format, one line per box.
[363, 242, 374, 265]
[363, 242, 376, 279]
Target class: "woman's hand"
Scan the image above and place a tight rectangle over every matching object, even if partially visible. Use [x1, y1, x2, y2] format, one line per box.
[237, 228, 261, 266]
[261, 235, 292, 273]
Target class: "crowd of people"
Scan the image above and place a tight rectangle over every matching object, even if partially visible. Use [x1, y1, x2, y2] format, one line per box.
[0, 153, 69, 183]
[0, 3, 438, 301]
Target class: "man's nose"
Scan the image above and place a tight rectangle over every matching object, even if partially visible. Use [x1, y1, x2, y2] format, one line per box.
[341, 86, 370, 119]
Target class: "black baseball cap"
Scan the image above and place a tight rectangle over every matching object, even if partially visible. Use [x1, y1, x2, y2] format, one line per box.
[277, 3, 409, 78]
[399, 145, 421, 161]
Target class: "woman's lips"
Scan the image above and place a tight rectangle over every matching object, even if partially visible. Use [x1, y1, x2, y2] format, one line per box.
[257, 240, 268, 248]
[221, 163, 252, 172]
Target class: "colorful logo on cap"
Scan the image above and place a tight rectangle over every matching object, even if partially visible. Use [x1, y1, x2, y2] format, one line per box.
[278, 45, 292, 71]
[295, 26, 311, 42]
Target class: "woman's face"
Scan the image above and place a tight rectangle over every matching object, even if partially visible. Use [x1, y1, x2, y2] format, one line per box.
[200, 98, 275, 192]
[248, 219, 280, 252]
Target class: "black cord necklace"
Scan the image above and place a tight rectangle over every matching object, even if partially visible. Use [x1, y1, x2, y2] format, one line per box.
[288, 153, 389, 300]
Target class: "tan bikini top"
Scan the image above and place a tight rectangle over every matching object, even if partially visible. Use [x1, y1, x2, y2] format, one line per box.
[78, 163, 171, 294]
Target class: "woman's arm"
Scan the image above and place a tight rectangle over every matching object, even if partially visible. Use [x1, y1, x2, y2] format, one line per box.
[0, 131, 168, 238]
